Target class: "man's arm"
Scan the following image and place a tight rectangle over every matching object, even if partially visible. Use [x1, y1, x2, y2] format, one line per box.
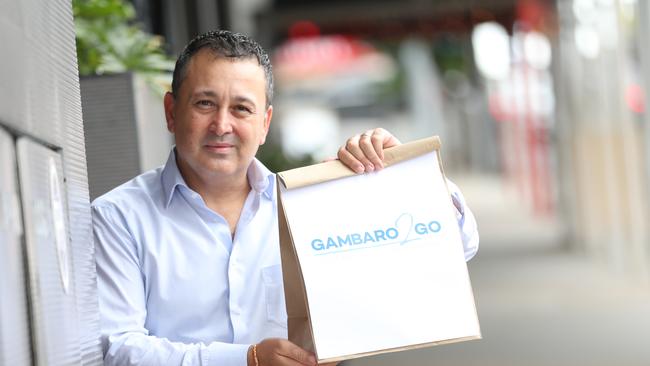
[93, 204, 321, 366]
[93, 204, 250, 365]
[337, 128, 479, 260]
[447, 179, 479, 261]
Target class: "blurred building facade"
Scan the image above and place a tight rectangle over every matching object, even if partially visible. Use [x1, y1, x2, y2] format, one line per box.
[0, 0, 102, 365]
[554, 0, 649, 280]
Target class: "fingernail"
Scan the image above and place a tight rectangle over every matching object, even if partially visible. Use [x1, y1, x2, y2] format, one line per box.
[355, 164, 364, 173]
[366, 163, 374, 172]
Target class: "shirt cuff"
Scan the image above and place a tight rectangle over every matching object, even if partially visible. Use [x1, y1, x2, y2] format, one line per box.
[204, 342, 250, 366]
[451, 192, 465, 223]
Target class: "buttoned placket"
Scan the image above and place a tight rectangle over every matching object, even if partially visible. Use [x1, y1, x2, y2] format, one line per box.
[227, 189, 262, 340]
[182, 187, 235, 253]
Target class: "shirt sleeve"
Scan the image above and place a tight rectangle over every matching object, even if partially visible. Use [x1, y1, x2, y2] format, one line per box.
[446, 180, 479, 261]
[92, 204, 251, 366]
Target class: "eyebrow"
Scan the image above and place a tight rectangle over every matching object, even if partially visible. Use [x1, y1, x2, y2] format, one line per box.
[192, 90, 217, 98]
[232, 95, 256, 106]
[191, 91, 256, 106]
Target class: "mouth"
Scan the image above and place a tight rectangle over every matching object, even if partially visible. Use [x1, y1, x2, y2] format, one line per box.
[204, 143, 235, 153]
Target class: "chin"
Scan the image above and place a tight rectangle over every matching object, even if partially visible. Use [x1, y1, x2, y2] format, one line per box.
[204, 161, 243, 177]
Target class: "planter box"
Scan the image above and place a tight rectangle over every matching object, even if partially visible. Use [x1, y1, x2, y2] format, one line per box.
[81, 73, 172, 200]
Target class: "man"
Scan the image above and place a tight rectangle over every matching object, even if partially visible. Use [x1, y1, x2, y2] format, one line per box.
[93, 30, 478, 366]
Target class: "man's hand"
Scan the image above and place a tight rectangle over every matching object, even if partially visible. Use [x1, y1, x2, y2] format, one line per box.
[249, 338, 317, 366]
[338, 128, 401, 174]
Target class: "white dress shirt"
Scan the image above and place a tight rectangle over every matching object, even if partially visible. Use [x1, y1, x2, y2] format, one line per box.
[92, 149, 479, 366]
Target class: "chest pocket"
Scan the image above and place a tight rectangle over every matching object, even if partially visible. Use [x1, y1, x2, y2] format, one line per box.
[261, 264, 288, 328]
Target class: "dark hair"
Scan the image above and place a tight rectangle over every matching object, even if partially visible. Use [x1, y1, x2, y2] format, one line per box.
[171, 30, 274, 107]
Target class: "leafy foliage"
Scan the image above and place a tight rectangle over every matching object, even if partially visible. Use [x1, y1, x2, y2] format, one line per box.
[73, 0, 174, 80]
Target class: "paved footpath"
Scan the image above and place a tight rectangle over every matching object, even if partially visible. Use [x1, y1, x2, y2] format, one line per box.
[345, 175, 650, 366]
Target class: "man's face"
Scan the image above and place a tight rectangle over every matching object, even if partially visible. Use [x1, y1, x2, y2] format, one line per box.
[164, 49, 272, 184]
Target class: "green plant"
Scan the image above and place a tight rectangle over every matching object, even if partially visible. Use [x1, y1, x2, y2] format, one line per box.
[73, 0, 174, 93]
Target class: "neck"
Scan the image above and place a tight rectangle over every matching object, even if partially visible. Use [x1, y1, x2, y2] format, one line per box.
[198, 174, 251, 210]
[175, 155, 252, 234]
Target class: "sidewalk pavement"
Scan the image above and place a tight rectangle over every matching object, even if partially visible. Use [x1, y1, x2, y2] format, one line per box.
[345, 174, 650, 366]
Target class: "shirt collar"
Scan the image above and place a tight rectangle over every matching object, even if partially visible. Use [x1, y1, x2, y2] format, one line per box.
[161, 148, 186, 208]
[161, 148, 275, 208]
[247, 157, 275, 199]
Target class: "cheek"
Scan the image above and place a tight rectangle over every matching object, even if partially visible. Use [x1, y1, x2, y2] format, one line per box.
[175, 123, 204, 148]
[233, 122, 253, 139]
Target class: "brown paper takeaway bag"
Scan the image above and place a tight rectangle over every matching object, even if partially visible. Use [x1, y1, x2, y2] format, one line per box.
[276, 136, 481, 363]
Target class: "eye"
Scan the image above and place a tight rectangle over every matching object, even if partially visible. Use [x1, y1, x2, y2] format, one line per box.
[196, 100, 215, 108]
[234, 105, 253, 114]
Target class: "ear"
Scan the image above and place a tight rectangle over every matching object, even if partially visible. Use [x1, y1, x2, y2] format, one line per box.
[259, 105, 273, 145]
[163, 92, 176, 133]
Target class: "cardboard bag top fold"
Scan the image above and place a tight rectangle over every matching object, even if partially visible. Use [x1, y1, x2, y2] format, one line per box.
[276, 136, 481, 363]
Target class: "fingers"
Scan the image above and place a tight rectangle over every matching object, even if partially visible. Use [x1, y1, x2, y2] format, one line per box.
[257, 338, 317, 366]
[284, 344, 316, 365]
[338, 136, 371, 174]
[338, 128, 401, 174]
[359, 133, 383, 170]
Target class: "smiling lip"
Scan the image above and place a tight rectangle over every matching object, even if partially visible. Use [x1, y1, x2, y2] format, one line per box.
[204, 143, 234, 153]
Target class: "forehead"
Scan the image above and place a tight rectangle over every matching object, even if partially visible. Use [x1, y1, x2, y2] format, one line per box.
[178, 50, 267, 106]
[184, 50, 264, 82]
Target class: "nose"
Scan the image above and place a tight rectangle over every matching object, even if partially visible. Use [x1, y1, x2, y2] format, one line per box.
[209, 108, 232, 136]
